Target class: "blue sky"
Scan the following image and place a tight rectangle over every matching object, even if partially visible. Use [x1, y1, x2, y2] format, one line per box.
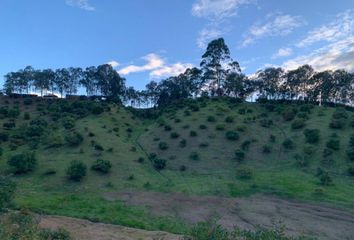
[0, 0, 353, 90]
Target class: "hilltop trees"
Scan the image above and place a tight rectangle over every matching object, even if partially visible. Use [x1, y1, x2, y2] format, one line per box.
[3, 38, 354, 107]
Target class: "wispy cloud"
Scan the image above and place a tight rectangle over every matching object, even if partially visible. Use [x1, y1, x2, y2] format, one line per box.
[192, 0, 252, 21]
[107, 61, 120, 68]
[197, 28, 223, 49]
[65, 0, 95, 11]
[272, 48, 293, 59]
[118, 54, 193, 78]
[283, 37, 354, 72]
[242, 14, 305, 47]
[297, 10, 354, 48]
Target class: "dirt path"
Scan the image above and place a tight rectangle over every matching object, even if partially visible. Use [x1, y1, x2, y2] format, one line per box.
[39, 215, 183, 240]
[104, 191, 354, 240]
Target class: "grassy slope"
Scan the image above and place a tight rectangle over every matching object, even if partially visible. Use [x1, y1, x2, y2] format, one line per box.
[0, 97, 353, 234]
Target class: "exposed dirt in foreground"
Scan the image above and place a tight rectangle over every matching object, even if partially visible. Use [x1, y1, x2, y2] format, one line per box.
[104, 191, 354, 240]
[39, 215, 183, 240]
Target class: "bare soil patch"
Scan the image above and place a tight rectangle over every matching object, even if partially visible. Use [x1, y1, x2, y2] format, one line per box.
[39, 215, 182, 240]
[104, 191, 354, 240]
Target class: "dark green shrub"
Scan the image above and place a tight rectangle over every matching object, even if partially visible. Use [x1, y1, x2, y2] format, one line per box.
[62, 116, 76, 129]
[47, 134, 64, 148]
[152, 158, 166, 170]
[94, 143, 104, 151]
[262, 145, 272, 153]
[234, 150, 245, 162]
[7, 152, 37, 174]
[190, 130, 197, 137]
[158, 141, 168, 150]
[25, 125, 45, 137]
[207, 116, 216, 122]
[236, 125, 247, 132]
[66, 160, 87, 181]
[303, 145, 315, 155]
[333, 109, 348, 119]
[7, 108, 20, 118]
[0, 176, 16, 210]
[199, 142, 209, 148]
[0, 132, 9, 142]
[24, 112, 30, 120]
[241, 140, 251, 151]
[137, 157, 145, 163]
[199, 124, 207, 130]
[299, 104, 313, 113]
[23, 98, 33, 105]
[319, 172, 332, 186]
[164, 125, 172, 131]
[43, 168, 57, 176]
[348, 167, 354, 176]
[215, 124, 225, 131]
[225, 116, 234, 123]
[170, 132, 180, 139]
[179, 165, 187, 172]
[225, 131, 239, 141]
[91, 105, 104, 115]
[189, 152, 199, 160]
[270, 134, 276, 143]
[91, 159, 112, 174]
[238, 108, 246, 115]
[347, 149, 354, 161]
[323, 148, 333, 157]
[65, 132, 84, 146]
[237, 167, 253, 179]
[326, 139, 340, 151]
[39, 228, 72, 240]
[282, 138, 295, 149]
[297, 112, 309, 119]
[291, 119, 306, 129]
[179, 139, 187, 148]
[282, 108, 296, 121]
[3, 121, 15, 129]
[330, 119, 346, 129]
[259, 119, 273, 128]
[304, 129, 320, 144]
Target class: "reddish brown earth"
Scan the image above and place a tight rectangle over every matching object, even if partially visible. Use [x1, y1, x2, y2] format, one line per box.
[104, 191, 354, 240]
[39, 215, 183, 240]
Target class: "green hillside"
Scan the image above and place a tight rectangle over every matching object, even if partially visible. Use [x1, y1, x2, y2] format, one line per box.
[0, 96, 354, 234]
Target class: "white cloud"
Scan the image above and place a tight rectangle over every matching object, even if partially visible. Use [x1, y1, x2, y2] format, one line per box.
[107, 61, 120, 68]
[242, 14, 304, 47]
[197, 28, 223, 49]
[150, 63, 194, 78]
[272, 48, 293, 59]
[118, 54, 164, 75]
[297, 10, 354, 48]
[65, 0, 95, 11]
[283, 37, 354, 72]
[192, 0, 251, 21]
[118, 53, 193, 78]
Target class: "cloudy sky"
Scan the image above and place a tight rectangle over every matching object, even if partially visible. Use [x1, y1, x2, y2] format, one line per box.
[0, 0, 353, 89]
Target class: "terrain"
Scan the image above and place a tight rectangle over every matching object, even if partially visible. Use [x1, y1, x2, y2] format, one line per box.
[1, 96, 354, 239]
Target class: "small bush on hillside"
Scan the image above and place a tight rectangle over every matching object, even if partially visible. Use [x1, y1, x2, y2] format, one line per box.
[262, 145, 272, 153]
[0, 176, 16, 210]
[207, 116, 216, 122]
[319, 172, 332, 186]
[303, 145, 315, 155]
[199, 142, 209, 148]
[234, 150, 245, 162]
[39, 228, 72, 240]
[91, 159, 112, 174]
[137, 157, 145, 163]
[329, 119, 346, 129]
[348, 167, 354, 176]
[189, 104, 199, 112]
[179, 139, 187, 148]
[0, 132, 9, 142]
[179, 165, 187, 172]
[190, 130, 197, 137]
[333, 109, 348, 119]
[347, 149, 354, 161]
[225, 116, 234, 123]
[65, 132, 84, 146]
[270, 134, 276, 143]
[47, 134, 64, 148]
[236, 125, 247, 132]
[184, 110, 191, 116]
[158, 141, 168, 150]
[164, 125, 172, 131]
[237, 167, 253, 179]
[3, 121, 15, 130]
[291, 119, 306, 129]
[199, 124, 207, 130]
[299, 104, 313, 113]
[283, 138, 295, 149]
[24, 112, 30, 120]
[91, 105, 104, 115]
[326, 139, 340, 151]
[225, 131, 239, 141]
[297, 112, 309, 119]
[66, 160, 87, 181]
[170, 132, 180, 139]
[94, 143, 104, 151]
[241, 140, 251, 151]
[152, 158, 166, 170]
[189, 152, 200, 161]
[282, 108, 296, 121]
[25, 125, 45, 138]
[23, 98, 33, 105]
[7, 108, 20, 118]
[259, 119, 273, 128]
[43, 168, 57, 176]
[238, 108, 246, 115]
[323, 148, 333, 158]
[62, 116, 76, 129]
[215, 124, 225, 131]
[304, 129, 320, 144]
[7, 152, 37, 174]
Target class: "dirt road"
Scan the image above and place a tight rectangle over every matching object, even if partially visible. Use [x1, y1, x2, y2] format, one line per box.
[104, 191, 354, 240]
[39, 215, 183, 240]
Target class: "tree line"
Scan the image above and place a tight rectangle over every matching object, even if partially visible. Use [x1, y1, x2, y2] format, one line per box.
[3, 38, 354, 107]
